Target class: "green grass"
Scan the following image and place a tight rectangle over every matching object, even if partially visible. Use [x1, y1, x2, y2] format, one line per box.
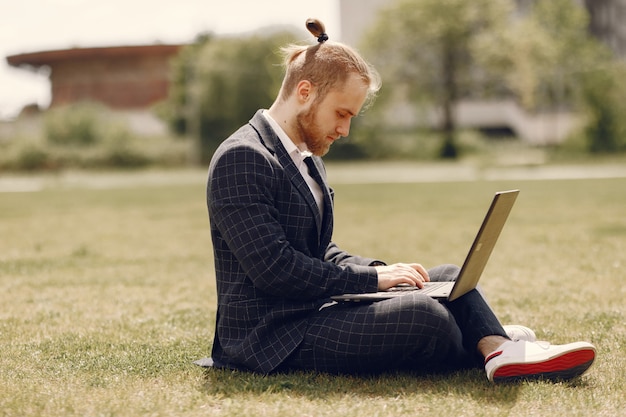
[1, 167, 625, 416]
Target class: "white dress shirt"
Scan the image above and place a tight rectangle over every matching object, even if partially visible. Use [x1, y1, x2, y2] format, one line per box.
[262, 110, 324, 216]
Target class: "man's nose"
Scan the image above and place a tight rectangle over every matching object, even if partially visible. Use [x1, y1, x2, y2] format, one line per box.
[336, 120, 350, 137]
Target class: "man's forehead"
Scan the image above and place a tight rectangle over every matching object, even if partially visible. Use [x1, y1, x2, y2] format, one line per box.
[327, 76, 368, 113]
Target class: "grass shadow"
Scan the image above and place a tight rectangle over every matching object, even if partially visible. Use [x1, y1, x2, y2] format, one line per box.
[199, 367, 524, 408]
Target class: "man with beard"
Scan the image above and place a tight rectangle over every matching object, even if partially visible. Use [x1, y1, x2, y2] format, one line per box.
[201, 19, 596, 382]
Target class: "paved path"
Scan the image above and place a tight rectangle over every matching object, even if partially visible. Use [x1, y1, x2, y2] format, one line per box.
[326, 161, 626, 184]
[1, 162, 626, 192]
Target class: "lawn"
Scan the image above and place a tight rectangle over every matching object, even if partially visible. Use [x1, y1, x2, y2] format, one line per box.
[0, 166, 624, 416]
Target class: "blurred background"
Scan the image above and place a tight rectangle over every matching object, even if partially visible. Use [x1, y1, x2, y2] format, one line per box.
[1, 0, 625, 171]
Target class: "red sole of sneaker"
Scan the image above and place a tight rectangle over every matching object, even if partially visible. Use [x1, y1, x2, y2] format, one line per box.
[493, 348, 595, 382]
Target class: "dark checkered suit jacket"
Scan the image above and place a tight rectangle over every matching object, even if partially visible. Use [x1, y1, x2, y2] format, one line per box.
[207, 110, 379, 373]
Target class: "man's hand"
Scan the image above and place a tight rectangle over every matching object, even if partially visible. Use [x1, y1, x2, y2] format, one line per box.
[374, 263, 430, 291]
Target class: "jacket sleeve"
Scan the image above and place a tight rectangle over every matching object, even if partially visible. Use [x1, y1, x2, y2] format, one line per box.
[323, 242, 385, 267]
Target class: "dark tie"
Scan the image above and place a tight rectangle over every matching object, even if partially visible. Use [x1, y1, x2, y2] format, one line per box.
[304, 156, 324, 187]
[304, 156, 333, 250]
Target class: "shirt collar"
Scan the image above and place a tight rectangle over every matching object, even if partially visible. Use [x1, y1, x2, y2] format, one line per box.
[262, 110, 312, 166]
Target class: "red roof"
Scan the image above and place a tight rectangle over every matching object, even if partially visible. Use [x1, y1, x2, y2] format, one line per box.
[7, 44, 184, 68]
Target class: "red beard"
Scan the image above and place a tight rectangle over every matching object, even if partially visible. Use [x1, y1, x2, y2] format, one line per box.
[295, 105, 333, 156]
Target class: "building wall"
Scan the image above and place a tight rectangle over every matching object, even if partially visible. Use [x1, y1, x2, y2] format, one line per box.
[339, 0, 387, 46]
[49, 53, 173, 109]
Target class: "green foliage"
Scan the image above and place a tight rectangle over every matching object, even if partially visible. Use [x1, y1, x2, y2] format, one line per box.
[545, 1, 626, 154]
[0, 136, 53, 171]
[476, 0, 602, 111]
[0, 103, 192, 171]
[474, 13, 555, 109]
[365, 0, 511, 100]
[44, 102, 107, 146]
[362, 0, 626, 157]
[469, 0, 626, 154]
[98, 125, 150, 168]
[161, 30, 298, 164]
[13, 138, 51, 170]
[156, 33, 216, 137]
[579, 62, 626, 153]
[362, 0, 512, 159]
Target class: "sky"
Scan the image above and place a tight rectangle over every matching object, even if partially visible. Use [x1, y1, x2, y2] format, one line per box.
[0, 0, 340, 120]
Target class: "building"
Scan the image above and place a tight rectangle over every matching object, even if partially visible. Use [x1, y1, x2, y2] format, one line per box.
[5, 44, 183, 135]
[7, 44, 183, 110]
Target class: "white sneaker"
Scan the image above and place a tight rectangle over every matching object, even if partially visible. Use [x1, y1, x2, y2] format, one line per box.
[503, 325, 536, 342]
[485, 340, 596, 383]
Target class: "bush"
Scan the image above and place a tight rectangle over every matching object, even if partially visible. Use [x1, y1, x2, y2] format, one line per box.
[93, 124, 149, 168]
[579, 64, 626, 153]
[44, 102, 108, 146]
[0, 103, 194, 172]
[14, 140, 52, 171]
[0, 136, 54, 171]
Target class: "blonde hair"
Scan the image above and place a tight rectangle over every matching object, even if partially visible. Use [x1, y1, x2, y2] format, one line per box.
[277, 20, 381, 109]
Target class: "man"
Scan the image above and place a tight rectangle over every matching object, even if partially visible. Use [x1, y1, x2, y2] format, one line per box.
[202, 20, 596, 382]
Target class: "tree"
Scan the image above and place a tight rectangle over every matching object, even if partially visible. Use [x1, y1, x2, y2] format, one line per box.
[579, 62, 626, 153]
[362, 0, 512, 158]
[160, 33, 215, 138]
[475, 0, 597, 111]
[160, 30, 298, 164]
[475, 0, 626, 153]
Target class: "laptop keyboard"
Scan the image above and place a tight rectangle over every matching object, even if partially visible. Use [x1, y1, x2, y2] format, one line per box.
[387, 282, 449, 294]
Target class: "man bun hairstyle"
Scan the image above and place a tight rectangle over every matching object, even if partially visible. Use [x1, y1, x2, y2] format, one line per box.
[306, 18, 329, 43]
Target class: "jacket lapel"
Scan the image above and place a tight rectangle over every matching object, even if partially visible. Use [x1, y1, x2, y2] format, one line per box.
[248, 111, 326, 242]
[304, 156, 334, 254]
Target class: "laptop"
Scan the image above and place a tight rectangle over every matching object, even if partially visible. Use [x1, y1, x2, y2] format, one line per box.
[331, 190, 519, 303]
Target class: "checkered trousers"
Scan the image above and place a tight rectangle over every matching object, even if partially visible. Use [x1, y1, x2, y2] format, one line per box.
[283, 264, 508, 374]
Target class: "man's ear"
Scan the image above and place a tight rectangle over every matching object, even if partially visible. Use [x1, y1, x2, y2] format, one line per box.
[295, 80, 313, 104]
